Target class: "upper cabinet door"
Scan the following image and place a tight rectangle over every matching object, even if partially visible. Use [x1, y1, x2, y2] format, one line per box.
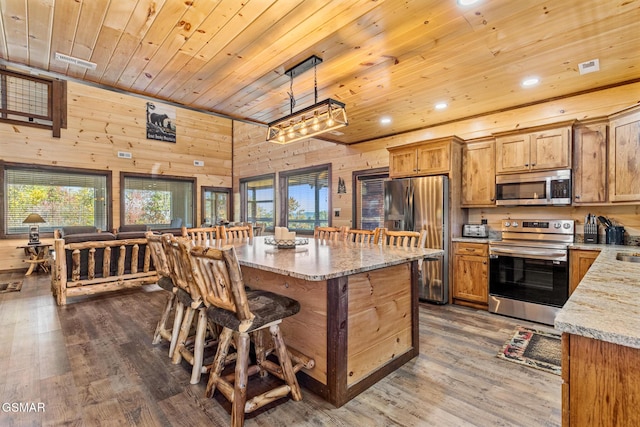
[495, 134, 529, 174]
[389, 147, 417, 178]
[462, 139, 495, 207]
[416, 140, 450, 175]
[609, 106, 640, 202]
[529, 126, 571, 171]
[573, 120, 608, 204]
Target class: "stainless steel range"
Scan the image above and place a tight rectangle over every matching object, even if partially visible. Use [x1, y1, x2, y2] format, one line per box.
[488, 219, 574, 325]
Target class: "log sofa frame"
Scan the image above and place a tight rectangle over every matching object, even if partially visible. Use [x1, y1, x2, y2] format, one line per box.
[52, 237, 158, 305]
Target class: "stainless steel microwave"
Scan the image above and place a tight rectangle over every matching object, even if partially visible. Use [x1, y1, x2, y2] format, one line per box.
[495, 169, 571, 206]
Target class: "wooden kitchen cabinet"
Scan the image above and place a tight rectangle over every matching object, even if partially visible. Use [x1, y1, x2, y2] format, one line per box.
[495, 122, 572, 174]
[452, 242, 488, 308]
[562, 333, 640, 426]
[388, 136, 462, 178]
[608, 105, 640, 203]
[573, 119, 608, 205]
[462, 138, 495, 207]
[568, 248, 600, 295]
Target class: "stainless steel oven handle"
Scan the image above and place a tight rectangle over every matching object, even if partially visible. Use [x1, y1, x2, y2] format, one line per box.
[489, 247, 567, 261]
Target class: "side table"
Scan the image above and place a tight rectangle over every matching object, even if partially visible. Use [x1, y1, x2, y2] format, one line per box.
[17, 243, 52, 276]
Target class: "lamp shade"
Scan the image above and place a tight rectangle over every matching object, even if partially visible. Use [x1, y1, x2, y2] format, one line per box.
[23, 213, 46, 224]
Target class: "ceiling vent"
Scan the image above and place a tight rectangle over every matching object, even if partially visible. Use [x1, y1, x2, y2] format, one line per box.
[54, 52, 97, 70]
[578, 59, 600, 75]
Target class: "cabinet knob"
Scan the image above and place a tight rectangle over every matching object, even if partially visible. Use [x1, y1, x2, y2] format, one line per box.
[531, 163, 536, 166]
[483, 261, 487, 265]
[575, 195, 581, 200]
[524, 163, 529, 167]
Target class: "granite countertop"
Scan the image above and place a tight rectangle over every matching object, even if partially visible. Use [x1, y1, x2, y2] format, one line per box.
[227, 236, 443, 281]
[555, 246, 640, 349]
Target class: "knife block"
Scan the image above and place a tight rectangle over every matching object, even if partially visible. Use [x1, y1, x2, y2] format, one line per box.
[584, 223, 598, 244]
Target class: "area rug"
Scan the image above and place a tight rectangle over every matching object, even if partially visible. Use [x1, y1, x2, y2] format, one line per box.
[0, 280, 23, 294]
[497, 326, 562, 376]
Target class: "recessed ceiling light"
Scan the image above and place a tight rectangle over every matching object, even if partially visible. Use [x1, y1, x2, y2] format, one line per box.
[380, 117, 392, 125]
[458, 0, 480, 5]
[435, 102, 448, 110]
[521, 77, 540, 87]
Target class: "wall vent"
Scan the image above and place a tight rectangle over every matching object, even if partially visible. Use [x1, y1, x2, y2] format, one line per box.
[54, 52, 97, 70]
[578, 59, 600, 75]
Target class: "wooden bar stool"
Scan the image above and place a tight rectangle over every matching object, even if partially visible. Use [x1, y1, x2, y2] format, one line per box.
[181, 226, 218, 245]
[380, 229, 426, 248]
[313, 225, 344, 241]
[189, 245, 313, 427]
[146, 232, 181, 358]
[344, 227, 382, 244]
[219, 224, 253, 242]
[164, 236, 219, 384]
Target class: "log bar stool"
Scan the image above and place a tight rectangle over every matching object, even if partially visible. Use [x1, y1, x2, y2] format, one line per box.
[344, 227, 382, 244]
[219, 224, 253, 242]
[181, 226, 218, 245]
[165, 236, 219, 384]
[146, 232, 180, 358]
[189, 245, 312, 427]
[380, 229, 426, 248]
[313, 225, 343, 241]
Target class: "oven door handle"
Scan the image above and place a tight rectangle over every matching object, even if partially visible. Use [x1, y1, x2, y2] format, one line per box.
[489, 247, 567, 261]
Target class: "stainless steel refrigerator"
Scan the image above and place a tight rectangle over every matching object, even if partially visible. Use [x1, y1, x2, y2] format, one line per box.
[384, 176, 448, 303]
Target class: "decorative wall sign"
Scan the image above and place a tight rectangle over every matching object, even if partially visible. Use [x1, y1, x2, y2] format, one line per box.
[146, 102, 176, 142]
[338, 177, 346, 194]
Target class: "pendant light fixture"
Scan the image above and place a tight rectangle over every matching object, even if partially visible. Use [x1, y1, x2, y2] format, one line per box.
[266, 55, 348, 144]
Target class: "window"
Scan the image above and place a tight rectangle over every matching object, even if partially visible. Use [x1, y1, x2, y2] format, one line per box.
[202, 187, 231, 225]
[2, 164, 110, 236]
[122, 174, 195, 229]
[353, 168, 388, 230]
[240, 174, 275, 231]
[280, 165, 330, 233]
[0, 69, 66, 137]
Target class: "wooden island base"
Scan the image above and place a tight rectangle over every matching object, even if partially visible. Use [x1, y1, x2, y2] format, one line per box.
[241, 260, 419, 407]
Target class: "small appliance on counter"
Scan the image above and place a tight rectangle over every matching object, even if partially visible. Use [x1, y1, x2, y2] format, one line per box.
[462, 223, 489, 238]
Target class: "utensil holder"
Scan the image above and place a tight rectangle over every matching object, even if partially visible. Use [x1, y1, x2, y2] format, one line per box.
[584, 223, 598, 244]
[605, 226, 625, 245]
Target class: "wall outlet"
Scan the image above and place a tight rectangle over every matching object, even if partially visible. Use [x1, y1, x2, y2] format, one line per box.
[117, 151, 132, 159]
[193, 160, 204, 167]
[334, 208, 341, 217]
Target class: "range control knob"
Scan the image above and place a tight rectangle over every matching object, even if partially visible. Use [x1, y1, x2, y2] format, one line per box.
[554, 222, 562, 229]
[504, 221, 511, 227]
[512, 221, 519, 228]
[563, 223, 572, 229]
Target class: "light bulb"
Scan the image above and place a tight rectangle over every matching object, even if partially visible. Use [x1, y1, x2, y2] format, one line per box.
[300, 116, 308, 135]
[312, 113, 320, 131]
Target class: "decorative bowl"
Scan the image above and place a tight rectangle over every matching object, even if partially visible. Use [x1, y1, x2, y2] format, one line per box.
[264, 237, 309, 249]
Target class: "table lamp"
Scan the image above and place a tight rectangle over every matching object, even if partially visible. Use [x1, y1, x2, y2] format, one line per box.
[23, 213, 46, 245]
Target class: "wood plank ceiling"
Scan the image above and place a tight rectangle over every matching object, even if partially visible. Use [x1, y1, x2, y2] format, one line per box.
[0, 0, 638, 144]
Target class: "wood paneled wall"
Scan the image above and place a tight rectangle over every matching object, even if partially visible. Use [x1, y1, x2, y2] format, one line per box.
[233, 82, 640, 236]
[0, 81, 232, 270]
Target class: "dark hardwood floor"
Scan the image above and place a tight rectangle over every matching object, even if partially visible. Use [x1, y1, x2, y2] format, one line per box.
[0, 272, 561, 426]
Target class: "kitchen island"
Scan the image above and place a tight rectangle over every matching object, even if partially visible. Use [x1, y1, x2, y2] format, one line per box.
[555, 245, 640, 427]
[227, 236, 443, 407]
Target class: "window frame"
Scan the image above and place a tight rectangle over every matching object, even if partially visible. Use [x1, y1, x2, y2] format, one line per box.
[240, 173, 276, 231]
[279, 163, 332, 234]
[120, 172, 196, 230]
[352, 167, 389, 230]
[0, 69, 67, 137]
[0, 161, 112, 239]
[201, 186, 232, 226]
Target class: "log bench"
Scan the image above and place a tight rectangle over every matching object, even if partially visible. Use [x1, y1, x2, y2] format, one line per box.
[51, 234, 158, 305]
